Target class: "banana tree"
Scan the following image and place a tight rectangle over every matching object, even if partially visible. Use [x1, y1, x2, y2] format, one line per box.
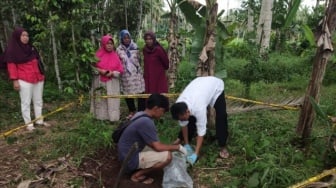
[177, 0, 230, 126]
[177, 0, 230, 76]
[272, 0, 302, 52]
[296, 0, 336, 146]
[196, 0, 218, 76]
[165, 0, 180, 89]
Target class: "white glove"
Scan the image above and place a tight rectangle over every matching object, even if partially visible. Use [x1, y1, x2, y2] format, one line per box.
[112, 71, 120, 78]
[178, 144, 187, 156]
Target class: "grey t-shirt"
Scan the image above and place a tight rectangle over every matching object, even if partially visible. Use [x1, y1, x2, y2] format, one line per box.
[117, 112, 158, 172]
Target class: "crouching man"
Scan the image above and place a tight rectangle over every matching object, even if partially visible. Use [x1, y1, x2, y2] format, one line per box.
[170, 76, 229, 165]
[117, 93, 187, 185]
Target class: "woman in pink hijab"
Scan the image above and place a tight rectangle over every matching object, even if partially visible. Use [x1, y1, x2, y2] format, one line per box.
[90, 35, 124, 121]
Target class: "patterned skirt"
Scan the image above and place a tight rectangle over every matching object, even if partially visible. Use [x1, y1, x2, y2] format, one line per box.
[90, 75, 120, 121]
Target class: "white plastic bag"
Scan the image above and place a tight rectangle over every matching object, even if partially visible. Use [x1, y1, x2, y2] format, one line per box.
[162, 152, 193, 188]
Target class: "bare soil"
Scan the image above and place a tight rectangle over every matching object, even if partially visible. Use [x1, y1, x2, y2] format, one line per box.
[0, 126, 163, 188]
[79, 147, 163, 188]
[0, 91, 164, 188]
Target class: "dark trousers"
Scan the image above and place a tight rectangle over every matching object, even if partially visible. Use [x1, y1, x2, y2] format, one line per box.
[178, 91, 228, 147]
[125, 98, 146, 113]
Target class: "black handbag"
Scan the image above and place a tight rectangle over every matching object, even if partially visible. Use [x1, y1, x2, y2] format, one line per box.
[37, 58, 45, 75]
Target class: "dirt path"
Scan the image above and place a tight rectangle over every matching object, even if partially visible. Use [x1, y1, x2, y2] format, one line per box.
[0, 126, 164, 188]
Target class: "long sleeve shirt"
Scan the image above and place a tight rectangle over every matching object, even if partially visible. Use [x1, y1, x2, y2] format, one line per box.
[7, 58, 44, 83]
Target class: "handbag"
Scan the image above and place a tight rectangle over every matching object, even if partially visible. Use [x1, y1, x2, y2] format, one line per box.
[38, 58, 45, 75]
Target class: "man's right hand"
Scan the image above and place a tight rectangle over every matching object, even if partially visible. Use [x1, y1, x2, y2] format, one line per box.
[187, 153, 198, 165]
[178, 145, 187, 156]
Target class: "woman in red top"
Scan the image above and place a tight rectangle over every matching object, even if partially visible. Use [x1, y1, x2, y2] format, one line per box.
[142, 31, 169, 94]
[5, 27, 48, 131]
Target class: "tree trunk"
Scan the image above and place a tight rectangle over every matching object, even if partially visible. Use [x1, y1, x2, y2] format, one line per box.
[197, 0, 218, 127]
[124, 0, 128, 30]
[11, 7, 17, 26]
[167, 0, 180, 89]
[296, 0, 336, 144]
[274, 28, 282, 51]
[134, 0, 143, 41]
[315, 0, 320, 8]
[247, 6, 254, 33]
[196, 0, 218, 76]
[0, 21, 10, 52]
[49, 11, 62, 91]
[71, 24, 80, 83]
[256, 0, 273, 55]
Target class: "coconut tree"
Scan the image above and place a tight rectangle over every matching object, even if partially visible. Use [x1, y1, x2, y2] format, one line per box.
[256, 0, 273, 55]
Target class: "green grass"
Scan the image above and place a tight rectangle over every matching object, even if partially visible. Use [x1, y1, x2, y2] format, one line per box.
[1, 66, 336, 187]
[196, 81, 336, 187]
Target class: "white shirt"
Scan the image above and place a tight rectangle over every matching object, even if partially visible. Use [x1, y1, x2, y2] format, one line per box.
[176, 76, 224, 136]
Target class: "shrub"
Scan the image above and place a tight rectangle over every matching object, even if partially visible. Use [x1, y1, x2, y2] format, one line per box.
[173, 60, 196, 92]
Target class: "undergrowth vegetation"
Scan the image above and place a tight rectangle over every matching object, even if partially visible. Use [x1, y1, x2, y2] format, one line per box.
[1, 50, 336, 187]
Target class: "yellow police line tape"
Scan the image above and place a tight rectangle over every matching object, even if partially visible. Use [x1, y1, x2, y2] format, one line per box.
[225, 95, 300, 111]
[99, 93, 179, 99]
[0, 93, 298, 139]
[0, 96, 84, 139]
[288, 167, 336, 188]
[0, 93, 334, 186]
[100, 93, 300, 111]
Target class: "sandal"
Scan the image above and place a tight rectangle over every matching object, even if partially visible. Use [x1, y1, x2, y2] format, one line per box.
[35, 122, 51, 127]
[219, 148, 229, 159]
[331, 117, 336, 123]
[131, 175, 154, 185]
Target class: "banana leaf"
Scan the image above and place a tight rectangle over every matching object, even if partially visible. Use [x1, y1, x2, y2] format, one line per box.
[302, 24, 316, 47]
[309, 96, 329, 124]
[177, 0, 231, 64]
[284, 0, 301, 28]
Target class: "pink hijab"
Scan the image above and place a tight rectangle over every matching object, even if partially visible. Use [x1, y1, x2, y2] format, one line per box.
[95, 35, 123, 82]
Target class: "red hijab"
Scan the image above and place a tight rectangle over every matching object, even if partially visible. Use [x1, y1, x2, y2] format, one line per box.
[5, 27, 38, 64]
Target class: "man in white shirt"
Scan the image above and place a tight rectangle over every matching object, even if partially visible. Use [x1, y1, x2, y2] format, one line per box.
[170, 76, 229, 164]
